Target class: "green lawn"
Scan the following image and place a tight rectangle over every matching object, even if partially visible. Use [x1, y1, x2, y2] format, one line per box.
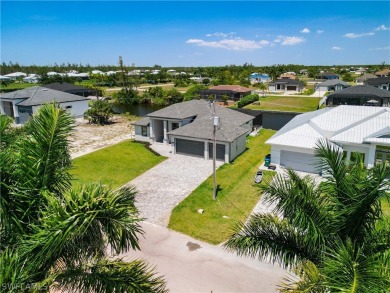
[168, 129, 276, 244]
[71, 140, 166, 189]
[0, 82, 38, 92]
[245, 95, 320, 112]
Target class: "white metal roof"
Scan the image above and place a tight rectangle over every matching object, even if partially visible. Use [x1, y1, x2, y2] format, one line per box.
[267, 106, 390, 148]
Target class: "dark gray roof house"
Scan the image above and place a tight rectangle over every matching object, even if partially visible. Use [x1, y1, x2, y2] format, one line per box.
[43, 82, 95, 97]
[0, 86, 90, 124]
[316, 72, 340, 80]
[327, 85, 390, 107]
[132, 100, 254, 163]
[269, 79, 304, 92]
[364, 77, 390, 91]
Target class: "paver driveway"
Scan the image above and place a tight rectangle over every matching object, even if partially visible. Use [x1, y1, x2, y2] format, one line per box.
[126, 144, 223, 226]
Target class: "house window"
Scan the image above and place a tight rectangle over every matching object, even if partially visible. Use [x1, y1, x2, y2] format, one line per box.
[65, 106, 72, 109]
[141, 126, 147, 137]
[172, 122, 179, 130]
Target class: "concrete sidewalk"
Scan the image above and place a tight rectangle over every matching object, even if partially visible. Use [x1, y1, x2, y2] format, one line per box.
[119, 222, 287, 293]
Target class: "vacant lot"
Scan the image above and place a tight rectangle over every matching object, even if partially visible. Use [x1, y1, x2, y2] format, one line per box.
[169, 129, 276, 244]
[245, 95, 320, 112]
[71, 140, 166, 189]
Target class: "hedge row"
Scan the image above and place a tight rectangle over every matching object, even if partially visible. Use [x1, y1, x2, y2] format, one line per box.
[237, 94, 260, 108]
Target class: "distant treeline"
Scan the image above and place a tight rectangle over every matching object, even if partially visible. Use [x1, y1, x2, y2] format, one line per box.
[1, 61, 386, 80]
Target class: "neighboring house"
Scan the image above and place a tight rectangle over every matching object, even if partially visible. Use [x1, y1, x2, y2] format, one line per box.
[317, 80, 350, 92]
[316, 72, 340, 80]
[4, 72, 27, 80]
[249, 73, 271, 84]
[199, 85, 252, 101]
[268, 79, 304, 93]
[132, 100, 254, 163]
[266, 106, 390, 173]
[279, 73, 296, 80]
[43, 82, 95, 97]
[375, 69, 390, 77]
[326, 85, 390, 107]
[355, 73, 377, 85]
[365, 76, 390, 91]
[0, 86, 89, 124]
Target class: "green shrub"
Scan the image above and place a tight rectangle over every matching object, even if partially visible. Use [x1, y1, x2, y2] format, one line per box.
[237, 93, 260, 108]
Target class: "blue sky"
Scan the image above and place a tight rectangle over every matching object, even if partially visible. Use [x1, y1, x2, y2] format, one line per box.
[2, 1, 390, 66]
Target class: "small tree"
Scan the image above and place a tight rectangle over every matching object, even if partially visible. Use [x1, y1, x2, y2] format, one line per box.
[84, 99, 114, 125]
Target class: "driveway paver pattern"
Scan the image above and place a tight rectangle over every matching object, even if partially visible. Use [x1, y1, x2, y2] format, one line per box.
[126, 143, 223, 226]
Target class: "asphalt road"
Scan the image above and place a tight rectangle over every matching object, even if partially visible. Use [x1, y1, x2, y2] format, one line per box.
[119, 222, 287, 293]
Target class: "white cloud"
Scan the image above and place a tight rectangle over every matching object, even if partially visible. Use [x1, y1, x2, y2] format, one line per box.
[369, 46, 390, 51]
[186, 37, 271, 51]
[205, 32, 235, 38]
[300, 28, 310, 33]
[343, 32, 375, 38]
[277, 35, 305, 45]
[375, 24, 390, 31]
[332, 46, 341, 50]
[316, 30, 324, 34]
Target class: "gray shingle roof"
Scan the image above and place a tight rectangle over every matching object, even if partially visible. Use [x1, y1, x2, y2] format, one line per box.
[131, 117, 150, 126]
[328, 85, 390, 98]
[365, 77, 390, 86]
[148, 100, 254, 142]
[0, 86, 89, 106]
[318, 80, 350, 86]
[270, 79, 304, 86]
[43, 82, 94, 94]
[356, 74, 377, 82]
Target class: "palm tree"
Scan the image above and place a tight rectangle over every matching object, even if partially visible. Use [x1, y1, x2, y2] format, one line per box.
[0, 104, 167, 292]
[225, 140, 390, 292]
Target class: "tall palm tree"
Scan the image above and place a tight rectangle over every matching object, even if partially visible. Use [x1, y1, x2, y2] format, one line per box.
[0, 104, 167, 292]
[225, 140, 390, 292]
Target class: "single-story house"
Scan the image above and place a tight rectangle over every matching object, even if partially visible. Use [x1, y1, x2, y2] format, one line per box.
[43, 82, 96, 97]
[132, 100, 254, 163]
[3, 72, 27, 80]
[249, 73, 271, 84]
[268, 79, 304, 93]
[365, 76, 390, 91]
[326, 85, 390, 107]
[317, 80, 350, 92]
[0, 86, 90, 124]
[375, 69, 390, 77]
[23, 74, 41, 84]
[266, 106, 390, 174]
[355, 73, 377, 85]
[199, 85, 252, 101]
[316, 72, 340, 80]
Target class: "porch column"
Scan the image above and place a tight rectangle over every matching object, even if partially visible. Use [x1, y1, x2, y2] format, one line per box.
[12, 103, 20, 124]
[0, 101, 4, 114]
[163, 120, 168, 144]
[346, 150, 351, 163]
[366, 145, 376, 168]
[149, 120, 154, 143]
[204, 141, 209, 160]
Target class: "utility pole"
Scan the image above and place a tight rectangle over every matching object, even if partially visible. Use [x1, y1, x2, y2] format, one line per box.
[212, 101, 219, 200]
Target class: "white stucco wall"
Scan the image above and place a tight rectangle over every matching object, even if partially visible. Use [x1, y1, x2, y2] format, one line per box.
[60, 100, 89, 117]
[134, 125, 151, 142]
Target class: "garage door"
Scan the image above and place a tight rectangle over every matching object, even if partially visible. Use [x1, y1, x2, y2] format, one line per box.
[176, 139, 204, 158]
[280, 151, 318, 173]
[286, 86, 297, 91]
[208, 143, 225, 161]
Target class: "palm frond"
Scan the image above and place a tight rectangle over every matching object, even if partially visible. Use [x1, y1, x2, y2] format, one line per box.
[261, 169, 331, 247]
[49, 258, 167, 293]
[21, 183, 143, 273]
[17, 103, 74, 195]
[278, 260, 326, 293]
[322, 238, 390, 292]
[224, 213, 321, 269]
